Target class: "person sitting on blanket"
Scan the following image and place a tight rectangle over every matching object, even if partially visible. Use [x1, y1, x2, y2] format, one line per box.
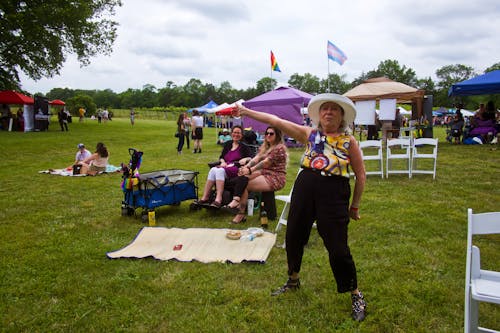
[195, 125, 253, 208]
[69, 143, 91, 169]
[79, 142, 109, 176]
[217, 128, 232, 145]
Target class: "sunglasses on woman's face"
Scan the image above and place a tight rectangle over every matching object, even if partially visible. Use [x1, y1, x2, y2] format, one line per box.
[265, 132, 275, 136]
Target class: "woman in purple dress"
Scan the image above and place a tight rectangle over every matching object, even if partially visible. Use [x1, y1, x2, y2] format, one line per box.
[196, 126, 252, 208]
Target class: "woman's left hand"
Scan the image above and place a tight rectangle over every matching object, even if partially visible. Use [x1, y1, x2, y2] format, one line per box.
[349, 207, 360, 220]
[238, 166, 250, 176]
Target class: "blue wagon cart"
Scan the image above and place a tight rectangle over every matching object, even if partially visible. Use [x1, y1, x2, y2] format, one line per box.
[121, 169, 199, 221]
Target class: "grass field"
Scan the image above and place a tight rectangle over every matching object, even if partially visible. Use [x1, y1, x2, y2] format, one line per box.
[0, 116, 499, 332]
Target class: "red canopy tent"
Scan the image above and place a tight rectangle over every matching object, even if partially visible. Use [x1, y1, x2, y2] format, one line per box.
[49, 99, 65, 106]
[0, 90, 34, 105]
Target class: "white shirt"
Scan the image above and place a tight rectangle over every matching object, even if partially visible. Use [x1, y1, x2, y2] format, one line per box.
[76, 149, 91, 162]
[192, 115, 204, 128]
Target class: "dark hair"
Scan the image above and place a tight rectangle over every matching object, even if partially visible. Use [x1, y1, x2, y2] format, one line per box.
[177, 113, 184, 125]
[95, 142, 108, 157]
[484, 101, 496, 120]
[231, 125, 243, 133]
[192, 109, 199, 116]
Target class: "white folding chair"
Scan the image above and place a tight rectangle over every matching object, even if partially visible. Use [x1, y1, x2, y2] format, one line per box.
[359, 140, 384, 178]
[275, 191, 291, 233]
[411, 138, 438, 179]
[386, 138, 411, 178]
[275, 169, 304, 248]
[465, 208, 500, 333]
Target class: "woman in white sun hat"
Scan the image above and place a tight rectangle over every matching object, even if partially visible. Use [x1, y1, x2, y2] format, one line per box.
[232, 93, 367, 322]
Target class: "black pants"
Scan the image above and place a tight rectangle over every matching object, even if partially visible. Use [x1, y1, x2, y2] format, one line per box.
[59, 120, 68, 131]
[177, 133, 185, 152]
[286, 169, 357, 293]
[185, 129, 190, 148]
[228, 176, 249, 198]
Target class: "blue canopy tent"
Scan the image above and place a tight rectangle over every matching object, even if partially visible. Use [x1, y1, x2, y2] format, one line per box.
[448, 70, 500, 96]
[188, 100, 218, 113]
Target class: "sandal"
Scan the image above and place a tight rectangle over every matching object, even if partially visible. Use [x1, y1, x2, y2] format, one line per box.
[222, 205, 240, 214]
[230, 213, 246, 224]
[222, 198, 240, 214]
[271, 278, 300, 296]
[196, 199, 210, 206]
[210, 200, 222, 209]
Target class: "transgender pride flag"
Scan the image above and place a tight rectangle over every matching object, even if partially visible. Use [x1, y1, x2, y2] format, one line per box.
[327, 40, 347, 65]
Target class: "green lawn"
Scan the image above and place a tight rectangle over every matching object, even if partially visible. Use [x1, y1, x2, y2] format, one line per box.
[0, 117, 499, 332]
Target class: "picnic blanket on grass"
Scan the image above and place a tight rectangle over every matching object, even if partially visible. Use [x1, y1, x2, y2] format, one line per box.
[39, 165, 121, 176]
[107, 227, 277, 264]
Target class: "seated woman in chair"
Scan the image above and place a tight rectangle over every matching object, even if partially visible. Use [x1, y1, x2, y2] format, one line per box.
[223, 126, 288, 224]
[196, 125, 252, 208]
[469, 101, 497, 143]
[79, 142, 109, 176]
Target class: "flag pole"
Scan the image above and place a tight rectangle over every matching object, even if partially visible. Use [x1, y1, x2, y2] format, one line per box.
[327, 57, 331, 93]
[270, 50, 273, 89]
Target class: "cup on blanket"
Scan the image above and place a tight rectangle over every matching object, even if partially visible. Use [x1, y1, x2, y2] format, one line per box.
[148, 211, 156, 226]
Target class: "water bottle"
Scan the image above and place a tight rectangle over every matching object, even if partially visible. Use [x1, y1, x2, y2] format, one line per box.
[148, 211, 156, 226]
[247, 199, 254, 216]
[240, 233, 255, 242]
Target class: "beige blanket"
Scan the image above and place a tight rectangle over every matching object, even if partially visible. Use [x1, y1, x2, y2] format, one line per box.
[107, 227, 276, 264]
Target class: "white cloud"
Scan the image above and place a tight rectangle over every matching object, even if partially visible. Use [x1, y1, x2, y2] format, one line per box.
[20, 0, 500, 94]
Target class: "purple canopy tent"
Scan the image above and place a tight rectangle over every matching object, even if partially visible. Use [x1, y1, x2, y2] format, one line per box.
[242, 86, 313, 133]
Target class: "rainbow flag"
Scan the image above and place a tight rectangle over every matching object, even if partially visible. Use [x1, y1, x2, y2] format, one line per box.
[270, 51, 281, 72]
[327, 40, 347, 65]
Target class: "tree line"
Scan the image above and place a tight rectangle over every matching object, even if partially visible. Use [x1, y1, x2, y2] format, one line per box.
[40, 60, 500, 116]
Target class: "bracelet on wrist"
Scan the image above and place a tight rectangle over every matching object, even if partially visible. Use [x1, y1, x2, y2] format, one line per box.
[350, 206, 359, 211]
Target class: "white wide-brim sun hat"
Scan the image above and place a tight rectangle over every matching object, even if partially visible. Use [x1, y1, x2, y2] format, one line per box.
[307, 93, 356, 126]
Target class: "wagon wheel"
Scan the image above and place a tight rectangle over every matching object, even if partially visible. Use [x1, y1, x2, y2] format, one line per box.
[141, 210, 149, 223]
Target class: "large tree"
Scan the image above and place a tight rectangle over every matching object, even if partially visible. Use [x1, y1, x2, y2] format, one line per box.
[320, 73, 352, 94]
[255, 77, 277, 95]
[366, 59, 418, 86]
[0, 0, 122, 90]
[288, 73, 320, 94]
[434, 64, 476, 106]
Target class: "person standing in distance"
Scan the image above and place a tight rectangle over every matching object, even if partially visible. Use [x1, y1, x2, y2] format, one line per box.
[191, 109, 204, 153]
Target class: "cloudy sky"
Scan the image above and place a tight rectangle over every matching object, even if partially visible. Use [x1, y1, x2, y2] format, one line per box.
[20, 0, 500, 95]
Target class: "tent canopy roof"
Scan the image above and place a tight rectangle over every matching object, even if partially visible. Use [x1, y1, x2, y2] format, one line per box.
[343, 77, 425, 102]
[189, 100, 218, 113]
[49, 99, 65, 106]
[0, 90, 34, 105]
[243, 86, 313, 108]
[242, 86, 312, 133]
[215, 99, 245, 116]
[448, 70, 500, 96]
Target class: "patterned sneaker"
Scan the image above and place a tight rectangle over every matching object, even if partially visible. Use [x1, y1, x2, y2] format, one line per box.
[271, 278, 300, 296]
[351, 291, 367, 322]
